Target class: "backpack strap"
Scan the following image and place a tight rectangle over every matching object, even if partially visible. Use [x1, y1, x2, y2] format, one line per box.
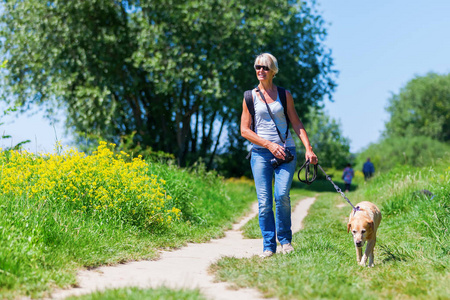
[244, 90, 255, 132]
[244, 90, 255, 160]
[277, 86, 290, 128]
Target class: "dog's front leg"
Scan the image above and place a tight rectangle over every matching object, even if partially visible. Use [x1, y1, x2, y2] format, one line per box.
[367, 239, 376, 267]
[368, 251, 374, 267]
[360, 239, 376, 267]
[355, 246, 362, 263]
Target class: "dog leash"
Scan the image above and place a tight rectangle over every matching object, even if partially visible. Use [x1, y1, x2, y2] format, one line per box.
[297, 159, 317, 185]
[298, 160, 360, 214]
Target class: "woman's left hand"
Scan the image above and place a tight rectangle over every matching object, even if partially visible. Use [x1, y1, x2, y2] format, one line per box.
[306, 149, 318, 165]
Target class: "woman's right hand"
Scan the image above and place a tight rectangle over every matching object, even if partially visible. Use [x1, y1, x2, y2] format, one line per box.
[268, 142, 286, 159]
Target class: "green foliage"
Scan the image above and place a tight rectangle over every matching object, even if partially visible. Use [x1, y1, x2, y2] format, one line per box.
[384, 72, 450, 142]
[76, 131, 176, 162]
[214, 133, 253, 178]
[213, 157, 450, 299]
[0, 0, 336, 170]
[297, 107, 352, 168]
[116, 131, 175, 162]
[356, 135, 450, 173]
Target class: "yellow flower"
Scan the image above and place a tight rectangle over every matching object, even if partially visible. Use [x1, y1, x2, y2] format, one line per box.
[0, 142, 180, 228]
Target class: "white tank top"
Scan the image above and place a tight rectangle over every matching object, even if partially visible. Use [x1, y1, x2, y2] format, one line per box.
[252, 89, 295, 148]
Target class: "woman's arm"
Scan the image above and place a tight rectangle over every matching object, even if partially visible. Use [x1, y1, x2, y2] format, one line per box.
[285, 90, 318, 164]
[240, 97, 287, 160]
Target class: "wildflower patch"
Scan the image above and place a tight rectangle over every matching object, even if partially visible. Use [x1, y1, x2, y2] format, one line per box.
[0, 142, 180, 229]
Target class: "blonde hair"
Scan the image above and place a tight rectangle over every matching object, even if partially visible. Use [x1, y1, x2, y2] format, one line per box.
[254, 53, 279, 76]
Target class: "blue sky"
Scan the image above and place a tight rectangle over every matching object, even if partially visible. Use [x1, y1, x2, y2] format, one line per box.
[320, 0, 450, 152]
[2, 1, 450, 153]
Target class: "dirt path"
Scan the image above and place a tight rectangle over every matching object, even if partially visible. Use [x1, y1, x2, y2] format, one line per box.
[50, 197, 316, 300]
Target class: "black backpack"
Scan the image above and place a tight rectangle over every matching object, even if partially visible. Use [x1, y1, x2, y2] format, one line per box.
[244, 86, 290, 132]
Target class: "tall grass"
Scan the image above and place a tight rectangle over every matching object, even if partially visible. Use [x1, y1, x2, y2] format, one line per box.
[212, 157, 450, 299]
[0, 144, 256, 299]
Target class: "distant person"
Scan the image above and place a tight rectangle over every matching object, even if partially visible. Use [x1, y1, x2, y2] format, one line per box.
[342, 163, 354, 193]
[363, 158, 375, 180]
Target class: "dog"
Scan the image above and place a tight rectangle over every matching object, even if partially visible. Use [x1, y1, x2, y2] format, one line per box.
[347, 201, 382, 267]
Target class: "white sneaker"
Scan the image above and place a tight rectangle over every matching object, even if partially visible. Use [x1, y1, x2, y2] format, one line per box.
[259, 250, 274, 258]
[281, 243, 294, 254]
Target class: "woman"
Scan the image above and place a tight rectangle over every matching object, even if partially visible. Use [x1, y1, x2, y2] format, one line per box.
[240, 53, 318, 258]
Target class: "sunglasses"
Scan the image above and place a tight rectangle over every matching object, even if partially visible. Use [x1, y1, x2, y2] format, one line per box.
[254, 65, 270, 71]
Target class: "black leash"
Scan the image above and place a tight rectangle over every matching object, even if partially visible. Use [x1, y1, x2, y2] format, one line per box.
[298, 160, 360, 213]
[297, 159, 317, 185]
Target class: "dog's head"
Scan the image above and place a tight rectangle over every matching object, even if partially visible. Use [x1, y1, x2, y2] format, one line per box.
[347, 217, 374, 248]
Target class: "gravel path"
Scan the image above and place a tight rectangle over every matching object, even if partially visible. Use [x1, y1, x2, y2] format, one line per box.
[50, 197, 316, 300]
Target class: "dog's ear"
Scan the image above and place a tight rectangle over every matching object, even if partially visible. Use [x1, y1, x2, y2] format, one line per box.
[347, 223, 351, 233]
[369, 221, 374, 231]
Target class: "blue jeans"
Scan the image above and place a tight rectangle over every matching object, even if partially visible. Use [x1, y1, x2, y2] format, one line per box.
[250, 147, 297, 252]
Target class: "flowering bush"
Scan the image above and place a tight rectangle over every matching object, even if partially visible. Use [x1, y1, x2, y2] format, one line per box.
[0, 142, 180, 228]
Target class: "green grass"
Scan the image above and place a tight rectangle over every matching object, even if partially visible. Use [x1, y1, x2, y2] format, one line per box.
[65, 286, 206, 300]
[212, 159, 450, 299]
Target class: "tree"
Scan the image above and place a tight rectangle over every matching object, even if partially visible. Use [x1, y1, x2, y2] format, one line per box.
[384, 72, 450, 142]
[296, 107, 351, 169]
[0, 0, 336, 169]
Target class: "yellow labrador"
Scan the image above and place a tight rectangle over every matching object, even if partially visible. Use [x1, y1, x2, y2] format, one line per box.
[347, 201, 382, 267]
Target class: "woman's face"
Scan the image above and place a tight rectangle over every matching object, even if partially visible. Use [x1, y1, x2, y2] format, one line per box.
[255, 62, 273, 81]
